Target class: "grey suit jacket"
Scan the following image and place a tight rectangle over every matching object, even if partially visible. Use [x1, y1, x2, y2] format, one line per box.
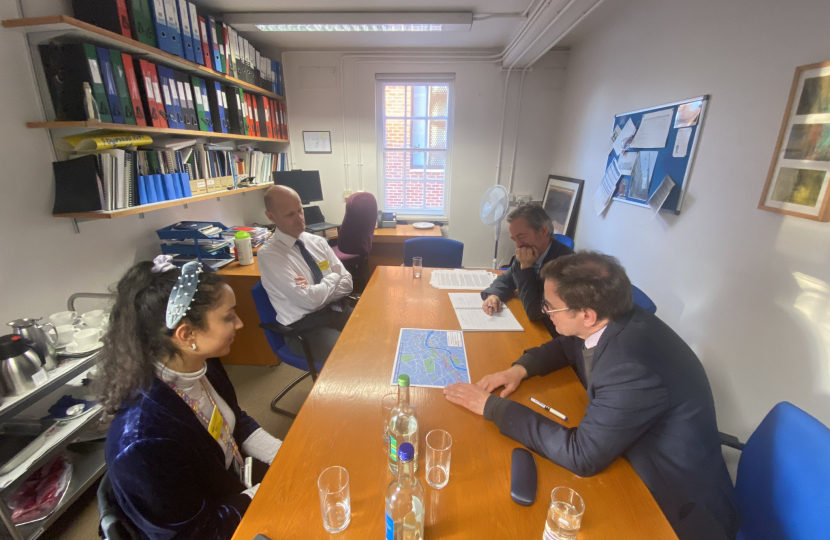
[483, 306, 739, 540]
[481, 239, 573, 337]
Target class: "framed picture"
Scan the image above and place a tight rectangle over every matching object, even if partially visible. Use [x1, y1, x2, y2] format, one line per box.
[760, 60, 830, 221]
[541, 175, 585, 238]
[302, 131, 332, 154]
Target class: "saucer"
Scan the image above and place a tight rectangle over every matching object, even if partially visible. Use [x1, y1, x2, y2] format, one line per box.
[64, 341, 103, 354]
[412, 222, 436, 229]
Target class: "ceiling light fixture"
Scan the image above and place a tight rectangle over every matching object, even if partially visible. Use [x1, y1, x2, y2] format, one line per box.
[223, 12, 473, 32]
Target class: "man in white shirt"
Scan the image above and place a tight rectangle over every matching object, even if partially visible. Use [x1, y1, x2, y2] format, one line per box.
[258, 185, 353, 361]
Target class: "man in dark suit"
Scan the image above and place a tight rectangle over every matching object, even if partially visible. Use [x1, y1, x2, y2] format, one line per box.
[447, 252, 739, 540]
[481, 204, 573, 337]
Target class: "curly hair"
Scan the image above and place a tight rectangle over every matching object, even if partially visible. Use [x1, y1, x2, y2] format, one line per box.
[94, 261, 226, 413]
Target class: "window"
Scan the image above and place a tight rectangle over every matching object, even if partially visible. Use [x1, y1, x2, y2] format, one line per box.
[377, 77, 453, 216]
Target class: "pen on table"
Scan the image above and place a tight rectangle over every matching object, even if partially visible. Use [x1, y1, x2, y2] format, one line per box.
[530, 397, 568, 421]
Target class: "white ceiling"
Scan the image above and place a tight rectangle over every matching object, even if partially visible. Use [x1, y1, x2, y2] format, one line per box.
[199, 0, 534, 51]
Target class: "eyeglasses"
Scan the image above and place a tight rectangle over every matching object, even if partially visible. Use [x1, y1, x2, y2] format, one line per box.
[541, 301, 571, 315]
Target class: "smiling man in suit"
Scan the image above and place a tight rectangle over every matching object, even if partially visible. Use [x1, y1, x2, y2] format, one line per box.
[446, 251, 739, 540]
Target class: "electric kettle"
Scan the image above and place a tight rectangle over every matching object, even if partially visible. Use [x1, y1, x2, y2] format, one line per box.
[0, 334, 48, 397]
[7, 318, 58, 370]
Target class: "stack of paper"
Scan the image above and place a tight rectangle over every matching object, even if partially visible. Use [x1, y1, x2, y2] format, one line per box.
[449, 293, 523, 332]
[430, 270, 498, 290]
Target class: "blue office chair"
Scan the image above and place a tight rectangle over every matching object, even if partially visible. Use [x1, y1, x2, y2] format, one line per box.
[402, 238, 464, 268]
[553, 234, 575, 249]
[721, 402, 830, 540]
[251, 282, 324, 418]
[631, 284, 657, 315]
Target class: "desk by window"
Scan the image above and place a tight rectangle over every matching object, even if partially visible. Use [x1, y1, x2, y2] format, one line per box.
[217, 224, 442, 366]
[230, 267, 678, 540]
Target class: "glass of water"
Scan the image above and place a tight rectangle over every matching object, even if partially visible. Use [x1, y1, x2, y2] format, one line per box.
[413, 256, 423, 278]
[318, 466, 350, 533]
[543, 487, 585, 540]
[381, 393, 397, 454]
[425, 429, 452, 489]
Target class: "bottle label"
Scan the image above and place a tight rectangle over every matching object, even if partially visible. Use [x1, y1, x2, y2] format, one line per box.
[385, 512, 394, 540]
[389, 435, 398, 462]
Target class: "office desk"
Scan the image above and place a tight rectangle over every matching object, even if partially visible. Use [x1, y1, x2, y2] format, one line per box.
[217, 224, 441, 366]
[231, 267, 677, 540]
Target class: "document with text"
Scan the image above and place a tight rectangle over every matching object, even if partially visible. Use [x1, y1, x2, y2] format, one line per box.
[449, 293, 524, 332]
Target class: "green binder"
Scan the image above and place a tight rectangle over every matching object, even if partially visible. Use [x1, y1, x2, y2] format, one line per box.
[128, 0, 157, 48]
[108, 50, 137, 125]
[237, 88, 248, 135]
[216, 20, 226, 74]
[81, 43, 113, 123]
[191, 76, 210, 131]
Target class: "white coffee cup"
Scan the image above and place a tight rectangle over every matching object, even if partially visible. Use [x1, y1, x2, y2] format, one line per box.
[49, 311, 77, 327]
[56, 325, 77, 346]
[81, 310, 106, 328]
[73, 328, 100, 349]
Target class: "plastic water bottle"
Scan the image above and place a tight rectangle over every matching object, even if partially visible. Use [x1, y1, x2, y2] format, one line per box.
[385, 442, 425, 540]
[234, 231, 254, 266]
[388, 374, 419, 475]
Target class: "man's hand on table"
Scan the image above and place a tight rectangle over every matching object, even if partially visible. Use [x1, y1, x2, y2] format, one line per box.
[476, 365, 528, 398]
[482, 295, 503, 316]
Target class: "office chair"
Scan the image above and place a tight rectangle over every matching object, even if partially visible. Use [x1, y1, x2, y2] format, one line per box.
[332, 192, 377, 289]
[251, 282, 323, 418]
[402, 238, 464, 268]
[720, 402, 830, 540]
[97, 472, 147, 540]
[553, 234, 575, 249]
[631, 284, 657, 315]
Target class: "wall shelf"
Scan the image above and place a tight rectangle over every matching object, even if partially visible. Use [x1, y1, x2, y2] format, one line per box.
[26, 121, 288, 144]
[1, 16, 283, 101]
[54, 183, 272, 220]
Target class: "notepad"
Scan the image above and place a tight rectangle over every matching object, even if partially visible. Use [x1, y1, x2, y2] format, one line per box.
[449, 293, 524, 332]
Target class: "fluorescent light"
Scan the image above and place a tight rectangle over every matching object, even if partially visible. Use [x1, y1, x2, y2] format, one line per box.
[224, 12, 472, 32]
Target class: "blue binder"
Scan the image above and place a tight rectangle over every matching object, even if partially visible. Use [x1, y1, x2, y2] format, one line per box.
[164, 173, 183, 199]
[96, 48, 124, 124]
[144, 175, 159, 203]
[187, 2, 204, 66]
[178, 172, 192, 197]
[151, 0, 174, 56]
[138, 176, 149, 205]
[176, 0, 196, 63]
[157, 66, 184, 129]
[162, 0, 184, 57]
[212, 81, 228, 134]
[198, 80, 214, 132]
[152, 175, 166, 201]
[206, 15, 222, 72]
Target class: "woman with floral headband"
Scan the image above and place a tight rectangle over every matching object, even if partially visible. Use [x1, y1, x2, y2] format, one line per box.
[96, 257, 282, 539]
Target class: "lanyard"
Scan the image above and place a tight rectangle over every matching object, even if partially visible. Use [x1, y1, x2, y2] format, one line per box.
[167, 378, 244, 467]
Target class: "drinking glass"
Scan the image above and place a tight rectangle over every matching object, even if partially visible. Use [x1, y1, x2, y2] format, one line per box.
[318, 466, 350, 533]
[413, 257, 423, 278]
[425, 429, 452, 489]
[543, 487, 585, 540]
[381, 393, 397, 455]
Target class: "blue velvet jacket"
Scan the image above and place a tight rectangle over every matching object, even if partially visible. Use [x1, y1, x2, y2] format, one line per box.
[105, 359, 260, 540]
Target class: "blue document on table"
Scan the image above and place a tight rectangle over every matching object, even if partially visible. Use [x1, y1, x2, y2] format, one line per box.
[391, 328, 470, 388]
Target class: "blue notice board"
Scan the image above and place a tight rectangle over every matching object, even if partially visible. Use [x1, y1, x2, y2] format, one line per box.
[607, 95, 709, 214]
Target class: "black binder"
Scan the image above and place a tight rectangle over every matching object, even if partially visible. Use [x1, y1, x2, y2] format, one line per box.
[224, 87, 245, 135]
[173, 70, 199, 131]
[72, 0, 130, 37]
[39, 42, 111, 122]
[52, 156, 104, 214]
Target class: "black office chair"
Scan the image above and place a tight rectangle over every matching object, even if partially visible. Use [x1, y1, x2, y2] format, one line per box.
[98, 471, 147, 540]
[251, 282, 324, 418]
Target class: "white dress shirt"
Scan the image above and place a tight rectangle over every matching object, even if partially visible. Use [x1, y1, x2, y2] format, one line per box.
[258, 228, 353, 325]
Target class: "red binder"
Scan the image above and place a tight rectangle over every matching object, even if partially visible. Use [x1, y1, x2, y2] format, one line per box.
[279, 101, 288, 140]
[198, 17, 213, 69]
[116, 0, 132, 38]
[262, 97, 273, 139]
[138, 59, 167, 128]
[121, 53, 146, 126]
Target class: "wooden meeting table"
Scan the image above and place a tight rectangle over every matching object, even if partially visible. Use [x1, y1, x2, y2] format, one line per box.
[231, 266, 677, 540]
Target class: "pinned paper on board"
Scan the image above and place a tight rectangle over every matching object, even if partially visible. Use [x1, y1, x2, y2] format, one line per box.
[631, 109, 673, 149]
[618, 151, 638, 175]
[673, 127, 692, 158]
[607, 125, 622, 155]
[628, 151, 657, 201]
[674, 100, 703, 128]
[593, 159, 622, 216]
[648, 175, 676, 219]
[613, 119, 637, 156]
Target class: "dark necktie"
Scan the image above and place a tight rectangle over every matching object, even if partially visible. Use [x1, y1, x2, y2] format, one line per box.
[295, 239, 323, 285]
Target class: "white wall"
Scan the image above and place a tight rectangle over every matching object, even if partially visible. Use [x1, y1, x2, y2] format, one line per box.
[550, 0, 830, 443]
[281, 51, 567, 267]
[0, 1, 268, 324]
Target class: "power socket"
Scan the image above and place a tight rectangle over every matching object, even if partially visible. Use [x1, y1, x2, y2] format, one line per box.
[343, 189, 352, 200]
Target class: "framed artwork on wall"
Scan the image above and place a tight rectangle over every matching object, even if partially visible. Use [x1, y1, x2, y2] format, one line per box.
[541, 175, 585, 238]
[302, 131, 332, 154]
[759, 60, 830, 221]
